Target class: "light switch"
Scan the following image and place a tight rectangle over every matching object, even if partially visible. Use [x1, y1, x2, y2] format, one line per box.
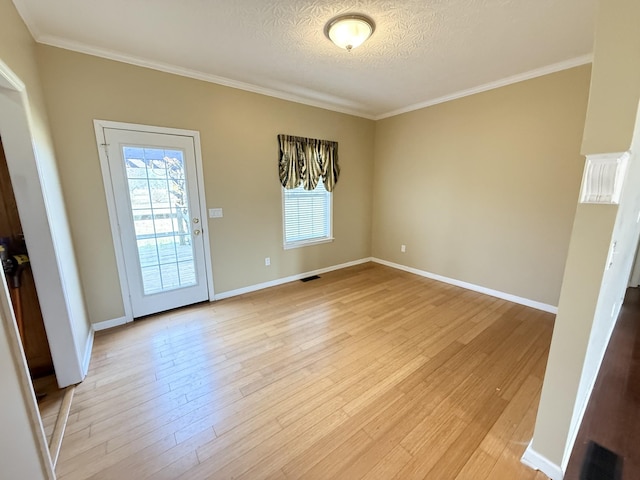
[209, 208, 223, 218]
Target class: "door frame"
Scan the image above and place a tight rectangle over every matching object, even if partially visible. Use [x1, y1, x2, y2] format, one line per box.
[0, 59, 68, 478]
[94, 120, 215, 323]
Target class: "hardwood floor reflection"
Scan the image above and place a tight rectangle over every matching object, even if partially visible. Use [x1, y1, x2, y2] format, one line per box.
[56, 263, 553, 479]
[565, 287, 640, 480]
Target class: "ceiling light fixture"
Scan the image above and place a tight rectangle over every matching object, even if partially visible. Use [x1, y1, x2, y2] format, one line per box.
[324, 14, 375, 52]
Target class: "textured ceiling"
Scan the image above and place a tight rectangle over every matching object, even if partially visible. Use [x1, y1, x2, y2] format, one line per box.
[13, 0, 597, 119]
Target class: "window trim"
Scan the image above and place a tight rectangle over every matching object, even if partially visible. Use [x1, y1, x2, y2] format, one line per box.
[281, 182, 334, 250]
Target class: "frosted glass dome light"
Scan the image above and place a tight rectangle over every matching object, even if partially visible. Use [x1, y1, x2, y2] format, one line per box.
[324, 15, 375, 51]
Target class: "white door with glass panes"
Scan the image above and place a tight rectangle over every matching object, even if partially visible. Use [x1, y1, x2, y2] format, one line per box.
[103, 127, 209, 317]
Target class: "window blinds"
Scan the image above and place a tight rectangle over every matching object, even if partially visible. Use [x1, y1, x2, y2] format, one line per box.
[283, 180, 331, 245]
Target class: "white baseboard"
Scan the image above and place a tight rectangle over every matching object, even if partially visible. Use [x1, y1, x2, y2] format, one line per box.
[522, 443, 564, 480]
[91, 259, 371, 330]
[213, 257, 372, 301]
[81, 329, 94, 378]
[371, 258, 558, 314]
[92, 315, 129, 331]
[91, 256, 556, 330]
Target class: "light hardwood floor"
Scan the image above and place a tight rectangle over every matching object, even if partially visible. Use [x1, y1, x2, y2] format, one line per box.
[36, 375, 65, 446]
[56, 263, 552, 479]
[36, 375, 75, 468]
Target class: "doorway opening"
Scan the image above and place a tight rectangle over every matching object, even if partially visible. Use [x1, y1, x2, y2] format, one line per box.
[0, 136, 54, 380]
[0, 134, 77, 467]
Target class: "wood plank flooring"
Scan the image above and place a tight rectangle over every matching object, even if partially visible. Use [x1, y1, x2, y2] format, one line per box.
[56, 263, 553, 479]
[36, 375, 76, 469]
[36, 375, 65, 445]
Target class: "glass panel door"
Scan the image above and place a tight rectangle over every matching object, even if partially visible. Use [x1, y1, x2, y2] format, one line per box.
[104, 127, 209, 318]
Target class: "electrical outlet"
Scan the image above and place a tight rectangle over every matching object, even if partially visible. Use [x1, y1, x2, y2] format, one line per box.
[401, 244, 406, 253]
[265, 257, 270, 266]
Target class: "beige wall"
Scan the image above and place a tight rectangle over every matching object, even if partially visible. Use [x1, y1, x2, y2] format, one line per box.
[0, 0, 45, 112]
[36, 45, 375, 324]
[581, 0, 640, 154]
[531, 140, 640, 471]
[529, 204, 617, 467]
[530, 0, 640, 471]
[372, 66, 591, 307]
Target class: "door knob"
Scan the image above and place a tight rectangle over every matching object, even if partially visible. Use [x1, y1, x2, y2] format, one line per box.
[193, 218, 200, 224]
[193, 229, 201, 236]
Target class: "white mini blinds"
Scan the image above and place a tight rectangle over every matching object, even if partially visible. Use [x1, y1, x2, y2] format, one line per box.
[283, 180, 332, 248]
[278, 134, 339, 248]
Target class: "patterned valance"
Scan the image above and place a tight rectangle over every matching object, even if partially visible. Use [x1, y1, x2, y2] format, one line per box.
[278, 134, 340, 192]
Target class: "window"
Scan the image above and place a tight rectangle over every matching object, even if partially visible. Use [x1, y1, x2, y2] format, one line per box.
[277, 133, 338, 249]
[283, 179, 332, 249]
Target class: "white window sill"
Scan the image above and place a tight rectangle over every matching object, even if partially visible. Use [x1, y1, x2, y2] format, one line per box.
[283, 237, 334, 250]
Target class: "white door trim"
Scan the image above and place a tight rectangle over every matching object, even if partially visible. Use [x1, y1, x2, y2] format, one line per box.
[94, 120, 215, 322]
[0, 58, 57, 479]
[630, 240, 640, 287]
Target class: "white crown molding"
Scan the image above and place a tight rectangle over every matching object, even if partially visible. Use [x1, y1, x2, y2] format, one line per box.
[25, 27, 591, 122]
[375, 54, 593, 120]
[20, 4, 593, 120]
[579, 151, 631, 204]
[35, 34, 378, 120]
